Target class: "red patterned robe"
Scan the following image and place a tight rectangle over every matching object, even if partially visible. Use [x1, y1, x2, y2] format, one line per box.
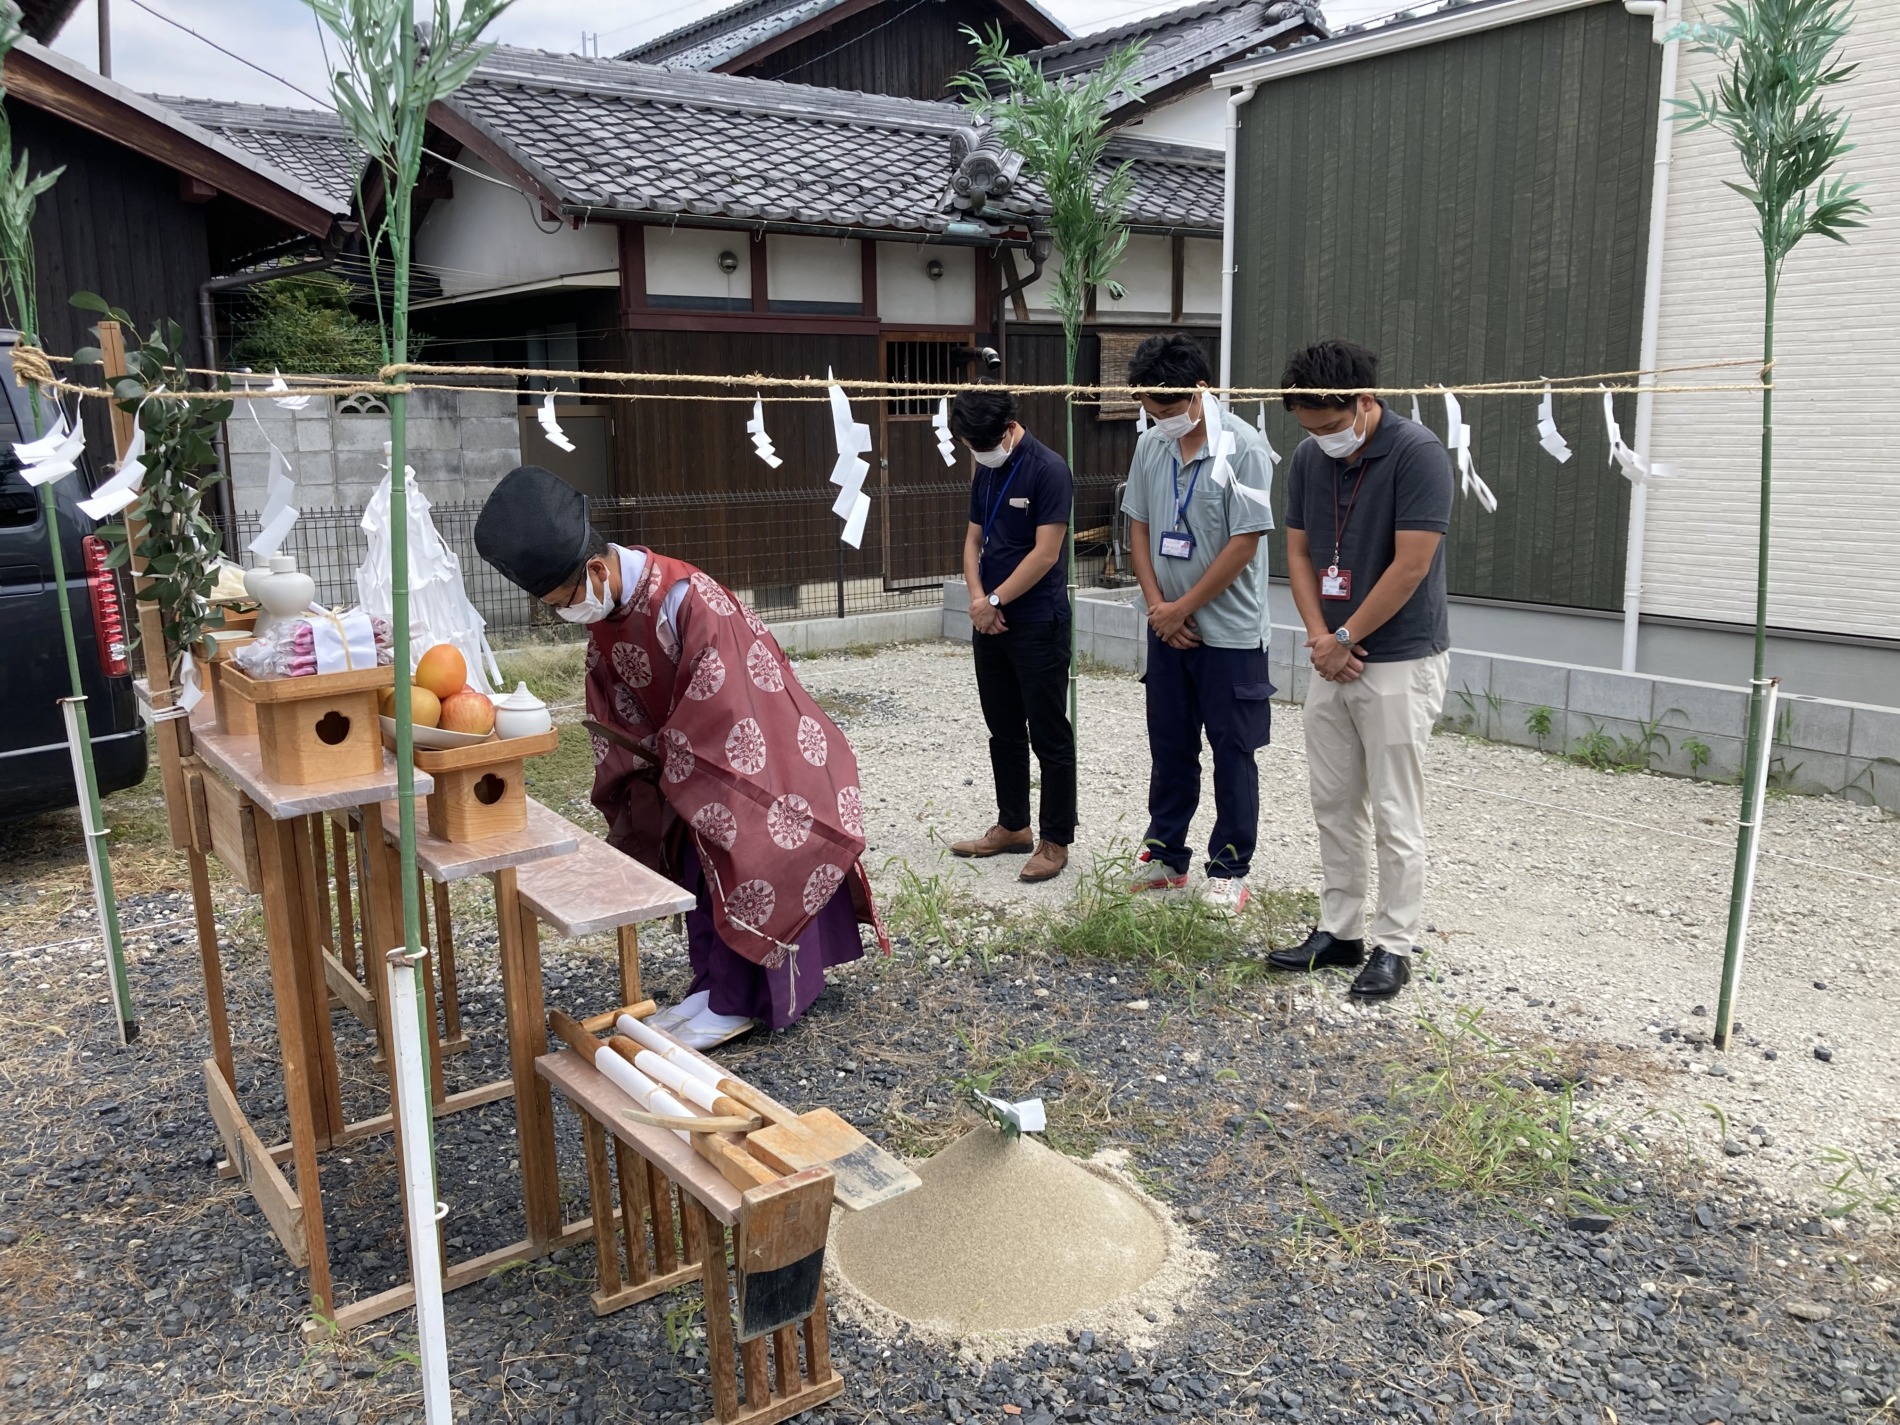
[585, 550, 885, 1021]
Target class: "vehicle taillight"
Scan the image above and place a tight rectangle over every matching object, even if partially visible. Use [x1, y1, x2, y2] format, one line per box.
[83, 535, 130, 678]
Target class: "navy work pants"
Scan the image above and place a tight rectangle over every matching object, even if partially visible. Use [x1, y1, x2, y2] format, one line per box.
[1142, 635, 1274, 878]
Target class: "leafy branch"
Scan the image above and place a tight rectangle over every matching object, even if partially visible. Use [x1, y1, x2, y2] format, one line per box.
[73, 293, 233, 674]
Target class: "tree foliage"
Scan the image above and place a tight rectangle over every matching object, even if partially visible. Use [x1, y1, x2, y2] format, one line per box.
[0, 2, 62, 345]
[230, 272, 388, 375]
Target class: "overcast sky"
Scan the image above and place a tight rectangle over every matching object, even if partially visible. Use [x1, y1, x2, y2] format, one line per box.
[48, 0, 1405, 107]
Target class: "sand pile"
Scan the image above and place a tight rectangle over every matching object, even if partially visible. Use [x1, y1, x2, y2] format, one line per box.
[830, 1128, 1207, 1346]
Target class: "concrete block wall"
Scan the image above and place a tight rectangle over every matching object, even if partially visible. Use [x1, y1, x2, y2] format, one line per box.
[942, 579, 1900, 813]
[227, 381, 520, 514]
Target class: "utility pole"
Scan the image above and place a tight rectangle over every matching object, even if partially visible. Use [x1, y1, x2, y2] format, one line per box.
[98, 0, 111, 77]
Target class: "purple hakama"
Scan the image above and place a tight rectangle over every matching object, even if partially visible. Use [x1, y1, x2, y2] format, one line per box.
[678, 841, 865, 1030]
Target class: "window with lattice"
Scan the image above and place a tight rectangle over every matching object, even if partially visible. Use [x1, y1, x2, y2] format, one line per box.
[884, 339, 958, 418]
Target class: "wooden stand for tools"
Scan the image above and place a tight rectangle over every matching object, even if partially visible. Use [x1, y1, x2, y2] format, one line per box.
[541, 1049, 846, 1425]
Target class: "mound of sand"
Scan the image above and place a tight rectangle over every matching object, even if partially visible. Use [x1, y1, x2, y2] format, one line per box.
[829, 1128, 1181, 1338]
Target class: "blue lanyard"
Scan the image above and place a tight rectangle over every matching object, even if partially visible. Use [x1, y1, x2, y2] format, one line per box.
[980, 447, 1026, 549]
[1170, 455, 1204, 531]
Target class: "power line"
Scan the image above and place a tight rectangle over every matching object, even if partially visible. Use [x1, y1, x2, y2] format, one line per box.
[124, 0, 334, 109]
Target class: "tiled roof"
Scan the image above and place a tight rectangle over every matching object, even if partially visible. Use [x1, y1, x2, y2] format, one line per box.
[619, 0, 839, 68]
[151, 97, 362, 213]
[621, 0, 1069, 70]
[440, 46, 1226, 238]
[1030, 0, 1325, 114]
[447, 48, 975, 231]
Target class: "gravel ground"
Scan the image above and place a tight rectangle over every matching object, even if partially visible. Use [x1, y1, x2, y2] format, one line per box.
[793, 642, 1900, 1207]
[0, 638, 1896, 1425]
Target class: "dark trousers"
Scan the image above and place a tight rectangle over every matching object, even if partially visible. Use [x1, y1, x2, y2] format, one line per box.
[1143, 634, 1274, 878]
[972, 617, 1077, 844]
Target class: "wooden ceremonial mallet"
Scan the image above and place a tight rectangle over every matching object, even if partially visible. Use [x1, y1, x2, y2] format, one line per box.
[547, 1011, 835, 1341]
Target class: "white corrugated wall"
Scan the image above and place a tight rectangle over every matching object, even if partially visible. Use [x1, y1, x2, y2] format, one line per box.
[1641, 0, 1899, 638]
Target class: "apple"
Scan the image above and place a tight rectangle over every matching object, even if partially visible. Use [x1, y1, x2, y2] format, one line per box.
[415, 644, 467, 700]
[439, 689, 495, 736]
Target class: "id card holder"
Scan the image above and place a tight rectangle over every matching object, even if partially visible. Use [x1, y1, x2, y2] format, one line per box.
[1158, 530, 1196, 561]
[1321, 564, 1353, 600]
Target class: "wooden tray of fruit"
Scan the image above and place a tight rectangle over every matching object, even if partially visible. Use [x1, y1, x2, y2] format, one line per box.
[379, 642, 498, 749]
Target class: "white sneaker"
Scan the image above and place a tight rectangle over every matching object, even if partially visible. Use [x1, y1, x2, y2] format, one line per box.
[1199, 877, 1251, 916]
[1127, 849, 1188, 895]
[672, 1004, 756, 1050]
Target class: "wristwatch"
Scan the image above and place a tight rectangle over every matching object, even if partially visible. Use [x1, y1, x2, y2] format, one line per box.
[987, 593, 1002, 608]
[1335, 626, 1353, 646]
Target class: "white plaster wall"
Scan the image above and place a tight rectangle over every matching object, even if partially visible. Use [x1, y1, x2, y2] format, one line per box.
[1018, 236, 1220, 322]
[767, 235, 861, 304]
[1097, 233, 1172, 316]
[413, 156, 617, 297]
[1182, 236, 1222, 319]
[645, 226, 753, 301]
[1115, 86, 1229, 150]
[1641, 0, 1900, 638]
[878, 243, 976, 325]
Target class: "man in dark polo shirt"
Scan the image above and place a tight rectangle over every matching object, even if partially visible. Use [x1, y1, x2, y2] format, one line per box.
[949, 388, 1075, 882]
[1267, 340, 1453, 1000]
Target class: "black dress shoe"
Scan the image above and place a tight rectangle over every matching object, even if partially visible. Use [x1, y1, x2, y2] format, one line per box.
[1349, 948, 1412, 999]
[1267, 929, 1366, 972]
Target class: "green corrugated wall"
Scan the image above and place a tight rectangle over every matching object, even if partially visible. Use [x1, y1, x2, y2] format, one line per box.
[1232, 1, 1663, 610]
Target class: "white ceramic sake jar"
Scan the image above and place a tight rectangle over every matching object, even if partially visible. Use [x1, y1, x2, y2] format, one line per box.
[245, 554, 315, 634]
[492, 681, 553, 740]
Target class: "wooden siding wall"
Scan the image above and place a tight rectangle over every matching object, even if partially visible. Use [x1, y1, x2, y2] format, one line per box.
[1007, 324, 1218, 537]
[1230, 3, 1662, 611]
[738, 2, 1046, 100]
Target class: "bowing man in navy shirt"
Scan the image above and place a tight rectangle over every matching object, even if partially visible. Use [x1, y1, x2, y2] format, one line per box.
[948, 388, 1076, 883]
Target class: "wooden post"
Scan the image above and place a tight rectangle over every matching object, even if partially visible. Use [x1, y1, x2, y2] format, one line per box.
[432, 879, 462, 1046]
[688, 1199, 741, 1424]
[500, 877, 561, 1247]
[616, 923, 641, 1005]
[188, 849, 235, 1088]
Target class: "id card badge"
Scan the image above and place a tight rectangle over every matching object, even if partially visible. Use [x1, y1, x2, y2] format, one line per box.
[1158, 530, 1196, 561]
[1321, 564, 1353, 600]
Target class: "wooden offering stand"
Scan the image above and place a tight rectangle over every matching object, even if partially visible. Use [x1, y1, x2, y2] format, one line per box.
[219, 663, 392, 785]
[540, 1016, 848, 1425]
[413, 727, 560, 842]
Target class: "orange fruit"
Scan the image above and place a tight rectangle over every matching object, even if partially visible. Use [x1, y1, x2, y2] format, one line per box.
[410, 686, 442, 728]
[414, 644, 467, 700]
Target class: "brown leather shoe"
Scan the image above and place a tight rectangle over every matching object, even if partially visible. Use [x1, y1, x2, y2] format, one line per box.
[1019, 841, 1068, 882]
[950, 824, 1034, 858]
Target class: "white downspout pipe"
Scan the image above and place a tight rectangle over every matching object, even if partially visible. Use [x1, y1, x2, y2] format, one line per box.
[1219, 81, 1258, 394]
[1620, 0, 1682, 672]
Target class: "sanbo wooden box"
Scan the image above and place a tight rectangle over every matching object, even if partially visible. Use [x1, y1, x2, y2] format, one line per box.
[412, 728, 561, 843]
[218, 664, 393, 786]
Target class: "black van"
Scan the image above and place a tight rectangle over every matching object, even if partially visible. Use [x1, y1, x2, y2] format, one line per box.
[0, 332, 148, 818]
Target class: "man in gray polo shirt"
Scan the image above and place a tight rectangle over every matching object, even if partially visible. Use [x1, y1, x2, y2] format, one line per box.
[1267, 339, 1453, 1000]
[1119, 333, 1276, 915]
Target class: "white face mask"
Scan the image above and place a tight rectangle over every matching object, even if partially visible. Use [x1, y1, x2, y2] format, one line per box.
[971, 433, 1015, 468]
[1150, 398, 1200, 441]
[556, 562, 612, 625]
[1313, 406, 1369, 459]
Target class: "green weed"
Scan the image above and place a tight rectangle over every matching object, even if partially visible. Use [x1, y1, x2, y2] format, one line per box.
[1684, 737, 1712, 775]
[1525, 704, 1555, 748]
[1817, 1148, 1900, 1220]
[881, 855, 983, 958]
[1569, 712, 1674, 773]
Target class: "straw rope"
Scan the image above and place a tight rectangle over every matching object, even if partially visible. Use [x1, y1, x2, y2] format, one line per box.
[8, 344, 1770, 406]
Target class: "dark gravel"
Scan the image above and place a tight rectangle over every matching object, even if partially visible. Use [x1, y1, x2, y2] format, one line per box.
[2, 872, 1897, 1425]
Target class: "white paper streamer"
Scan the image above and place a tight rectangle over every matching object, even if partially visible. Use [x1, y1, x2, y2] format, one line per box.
[1198, 391, 1272, 507]
[1410, 395, 1422, 426]
[1255, 401, 1280, 466]
[16, 419, 86, 487]
[248, 504, 301, 558]
[841, 489, 871, 548]
[77, 477, 141, 520]
[932, 396, 958, 466]
[266, 370, 311, 411]
[244, 381, 303, 554]
[538, 391, 575, 453]
[1601, 387, 1678, 487]
[1441, 390, 1498, 514]
[827, 369, 873, 546]
[1136, 405, 1149, 433]
[1537, 385, 1573, 463]
[745, 396, 782, 469]
[176, 651, 205, 713]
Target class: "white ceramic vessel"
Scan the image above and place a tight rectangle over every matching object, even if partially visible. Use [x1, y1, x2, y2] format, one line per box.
[492, 681, 553, 740]
[245, 555, 316, 634]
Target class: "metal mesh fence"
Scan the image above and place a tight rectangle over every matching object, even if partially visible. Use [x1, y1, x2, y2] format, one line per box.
[221, 472, 1128, 636]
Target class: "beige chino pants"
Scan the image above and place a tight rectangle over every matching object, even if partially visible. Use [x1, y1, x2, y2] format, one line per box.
[1302, 651, 1449, 955]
